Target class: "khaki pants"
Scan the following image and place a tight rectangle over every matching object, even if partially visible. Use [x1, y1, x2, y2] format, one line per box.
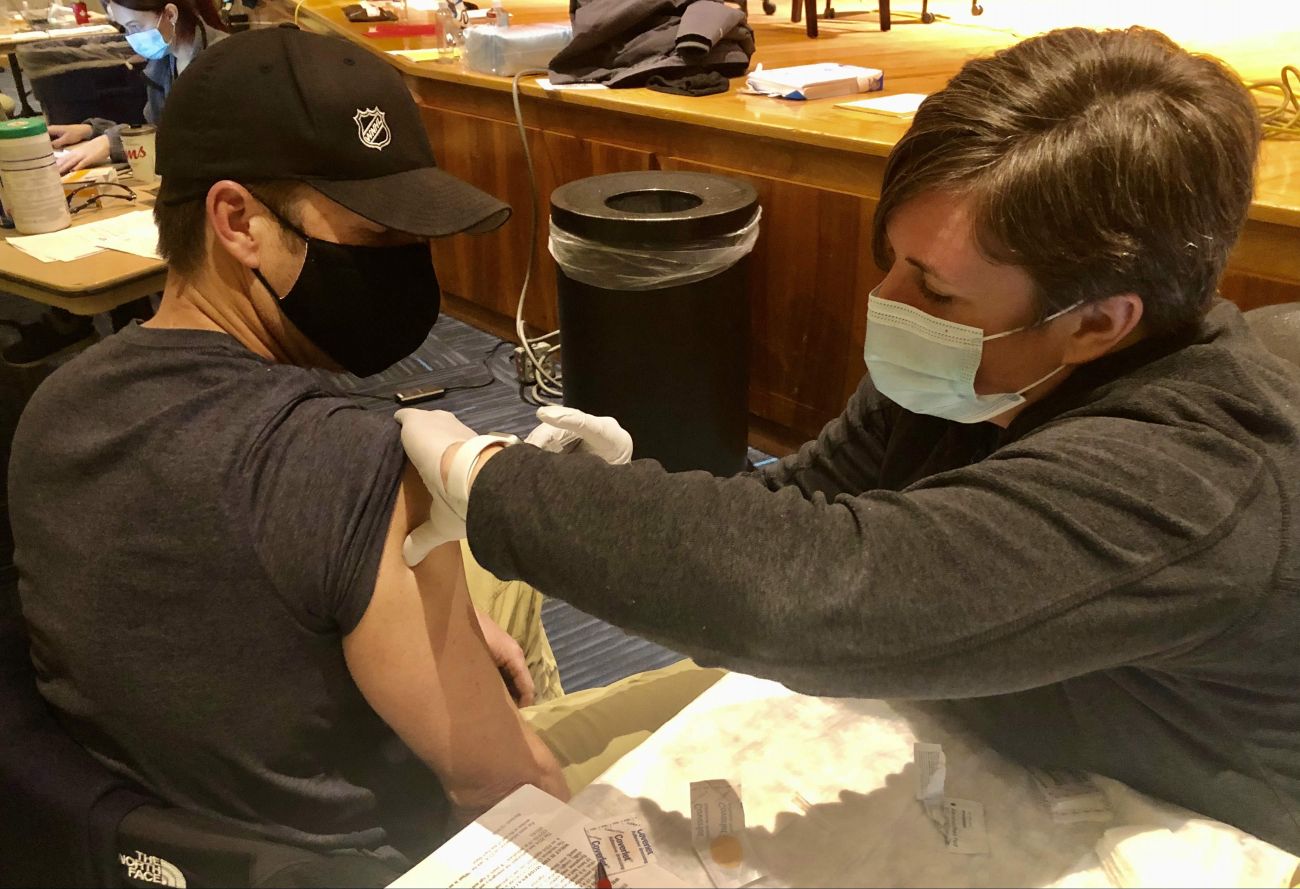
[462, 542, 724, 793]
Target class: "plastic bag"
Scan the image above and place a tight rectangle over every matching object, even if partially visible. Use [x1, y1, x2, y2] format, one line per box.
[16, 33, 136, 82]
[548, 207, 761, 292]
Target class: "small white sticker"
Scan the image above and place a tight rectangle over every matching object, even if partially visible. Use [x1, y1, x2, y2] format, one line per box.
[690, 780, 764, 888]
[940, 798, 989, 855]
[1028, 767, 1113, 823]
[914, 742, 947, 803]
[585, 815, 657, 875]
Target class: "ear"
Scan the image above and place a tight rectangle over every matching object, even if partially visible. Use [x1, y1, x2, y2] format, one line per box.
[205, 181, 275, 272]
[161, 3, 180, 34]
[1060, 293, 1145, 365]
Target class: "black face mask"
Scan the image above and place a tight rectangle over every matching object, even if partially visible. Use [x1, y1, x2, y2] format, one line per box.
[252, 209, 440, 378]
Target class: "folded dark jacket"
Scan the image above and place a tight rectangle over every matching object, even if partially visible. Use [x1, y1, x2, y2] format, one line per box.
[549, 0, 754, 88]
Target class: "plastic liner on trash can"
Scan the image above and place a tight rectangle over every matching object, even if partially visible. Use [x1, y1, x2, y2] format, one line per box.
[17, 34, 146, 125]
[16, 33, 136, 81]
[549, 171, 760, 476]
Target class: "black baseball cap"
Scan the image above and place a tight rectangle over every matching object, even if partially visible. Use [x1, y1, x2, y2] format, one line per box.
[156, 27, 511, 237]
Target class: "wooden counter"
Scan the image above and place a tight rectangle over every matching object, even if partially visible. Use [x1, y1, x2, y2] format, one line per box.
[288, 0, 1300, 449]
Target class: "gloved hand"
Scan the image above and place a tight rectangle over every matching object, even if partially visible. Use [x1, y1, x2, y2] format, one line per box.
[395, 408, 477, 566]
[524, 406, 634, 464]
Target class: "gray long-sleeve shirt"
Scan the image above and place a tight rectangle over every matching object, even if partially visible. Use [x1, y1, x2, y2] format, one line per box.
[468, 300, 1300, 853]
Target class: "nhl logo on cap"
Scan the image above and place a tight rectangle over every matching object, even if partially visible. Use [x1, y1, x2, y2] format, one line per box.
[354, 107, 391, 151]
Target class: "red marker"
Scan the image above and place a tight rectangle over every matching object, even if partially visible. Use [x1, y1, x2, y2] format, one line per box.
[594, 858, 612, 889]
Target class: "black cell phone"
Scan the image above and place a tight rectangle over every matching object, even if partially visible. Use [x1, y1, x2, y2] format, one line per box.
[393, 386, 447, 405]
[343, 3, 397, 22]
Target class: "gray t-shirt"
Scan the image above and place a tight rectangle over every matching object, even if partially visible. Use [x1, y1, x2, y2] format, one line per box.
[10, 324, 447, 860]
[468, 300, 1300, 853]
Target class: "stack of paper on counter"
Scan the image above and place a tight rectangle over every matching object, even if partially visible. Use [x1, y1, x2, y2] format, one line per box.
[745, 63, 885, 100]
[388, 784, 687, 888]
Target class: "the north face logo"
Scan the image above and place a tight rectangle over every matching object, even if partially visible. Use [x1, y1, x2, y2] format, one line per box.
[353, 107, 391, 151]
[119, 850, 187, 887]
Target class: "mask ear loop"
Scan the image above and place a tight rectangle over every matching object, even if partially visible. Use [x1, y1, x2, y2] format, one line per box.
[983, 300, 1085, 343]
[245, 192, 308, 302]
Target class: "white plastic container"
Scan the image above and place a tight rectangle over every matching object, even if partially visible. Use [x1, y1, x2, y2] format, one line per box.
[0, 118, 71, 235]
[462, 22, 570, 77]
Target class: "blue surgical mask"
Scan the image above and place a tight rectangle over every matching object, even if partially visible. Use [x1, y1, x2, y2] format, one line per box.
[863, 287, 1081, 424]
[126, 27, 170, 60]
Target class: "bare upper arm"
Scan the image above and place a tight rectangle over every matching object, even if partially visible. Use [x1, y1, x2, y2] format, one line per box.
[342, 461, 564, 820]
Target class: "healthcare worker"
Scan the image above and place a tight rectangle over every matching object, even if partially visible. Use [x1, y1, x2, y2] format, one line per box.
[49, 0, 227, 173]
[397, 26, 1300, 855]
[4, 0, 227, 367]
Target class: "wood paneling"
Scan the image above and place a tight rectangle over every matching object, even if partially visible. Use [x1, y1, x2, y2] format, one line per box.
[663, 157, 878, 438]
[421, 106, 654, 334]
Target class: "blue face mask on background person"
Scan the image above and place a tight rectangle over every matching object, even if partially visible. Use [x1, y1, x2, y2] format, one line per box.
[863, 287, 1081, 424]
[126, 26, 170, 60]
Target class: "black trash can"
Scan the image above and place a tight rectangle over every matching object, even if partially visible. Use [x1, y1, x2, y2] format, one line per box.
[550, 171, 760, 476]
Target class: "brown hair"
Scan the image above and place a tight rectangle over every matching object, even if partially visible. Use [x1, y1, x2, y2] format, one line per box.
[872, 27, 1261, 339]
[112, 0, 227, 47]
[155, 182, 306, 277]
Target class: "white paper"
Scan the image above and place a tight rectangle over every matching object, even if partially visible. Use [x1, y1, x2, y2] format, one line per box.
[7, 226, 103, 262]
[745, 62, 884, 100]
[389, 784, 595, 888]
[690, 779, 763, 888]
[390, 786, 687, 889]
[837, 92, 927, 115]
[83, 209, 161, 259]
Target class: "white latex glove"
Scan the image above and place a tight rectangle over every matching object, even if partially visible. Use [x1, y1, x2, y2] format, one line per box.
[395, 408, 477, 566]
[523, 406, 633, 464]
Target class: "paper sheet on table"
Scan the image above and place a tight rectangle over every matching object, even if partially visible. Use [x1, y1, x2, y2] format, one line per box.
[7, 226, 104, 262]
[82, 209, 161, 259]
[389, 784, 686, 888]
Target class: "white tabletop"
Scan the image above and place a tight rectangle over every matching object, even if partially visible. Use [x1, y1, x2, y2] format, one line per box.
[570, 673, 1297, 888]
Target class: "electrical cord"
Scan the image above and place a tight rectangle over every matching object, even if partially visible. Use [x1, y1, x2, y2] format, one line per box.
[1247, 65, 1300, 139]
[511, 68, 564, 406]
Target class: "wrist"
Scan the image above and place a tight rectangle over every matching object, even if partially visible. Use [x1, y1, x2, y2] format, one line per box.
[446, 434, 519, 517]
[468, 443, 506, 487]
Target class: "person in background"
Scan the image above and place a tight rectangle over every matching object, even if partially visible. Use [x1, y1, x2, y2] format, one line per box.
[3, 0, 226, 366]
[402, 27, 1300, 855]
[50, 0, 226, 173]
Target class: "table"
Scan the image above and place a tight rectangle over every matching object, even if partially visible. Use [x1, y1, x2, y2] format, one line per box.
[0, 24, 117, 118]
[0, 187, 164, 316]
[569, 673, 1299, 887]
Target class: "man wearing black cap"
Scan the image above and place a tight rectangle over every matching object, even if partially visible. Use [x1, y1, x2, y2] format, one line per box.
[7, 27, 596, 867]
